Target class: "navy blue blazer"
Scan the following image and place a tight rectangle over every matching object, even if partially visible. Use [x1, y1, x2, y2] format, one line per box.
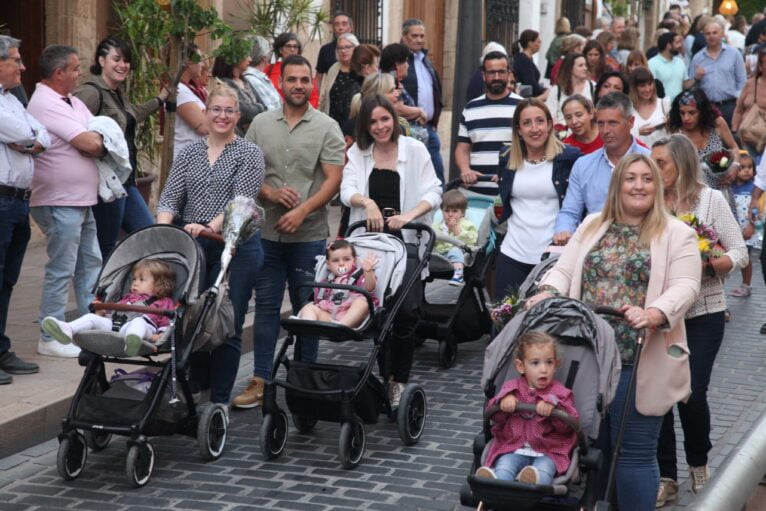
[401, 49, 443, 126]
[497, 144, 581, 224]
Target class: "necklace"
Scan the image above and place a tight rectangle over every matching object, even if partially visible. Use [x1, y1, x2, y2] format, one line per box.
[525, 156, 547, 165]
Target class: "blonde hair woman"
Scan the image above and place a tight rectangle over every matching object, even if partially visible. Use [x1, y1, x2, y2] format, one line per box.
[651, 134, 748, 504]
[495, 99, 581, 294]
[157, 82, 265, 405]
[526, 153, 702, 511]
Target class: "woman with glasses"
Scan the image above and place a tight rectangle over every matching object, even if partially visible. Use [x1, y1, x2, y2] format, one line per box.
[157, 83, 265, 406]
[318, 33, 361, 125]
[268, 33, 318, 108]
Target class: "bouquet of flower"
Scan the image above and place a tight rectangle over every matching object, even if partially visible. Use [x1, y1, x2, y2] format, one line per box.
[553, 123, 568, 140]
[677, 213, 725, 262]
[490, 289, 521, 326]
[703, 149, 732, 174]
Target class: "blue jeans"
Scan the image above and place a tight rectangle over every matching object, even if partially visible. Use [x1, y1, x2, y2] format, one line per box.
[91, 184, 154, 259]
[600, 367, 663, 511]
[31, 206, 102, 338]
[425, 123, 444, 184]
[657, 311, 725, 479]
[190, 233, 263, 403]
[493, 453, 556, 484]
[0, 196, 31, 354]
[253, 238, 325, 379]
[444, 246, 465, 265]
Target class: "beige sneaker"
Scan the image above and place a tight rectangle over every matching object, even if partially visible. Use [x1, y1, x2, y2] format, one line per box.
[231, 376, 264, 409]
[388, 380, 406, 409]
[690, 465, 708, 495]
[517, 466, 540, 485]
[656, 477, 678, 507]
[475, 466, 497, 479]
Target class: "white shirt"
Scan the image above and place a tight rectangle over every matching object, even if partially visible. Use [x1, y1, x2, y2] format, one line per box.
[631, 97, 670, 148]
[501, 160, 559, 264]
[545, 82, 595, 126]
[0, 86, 50, 189]
[413, 51, 435, 122]
[173, 83, 206, 160]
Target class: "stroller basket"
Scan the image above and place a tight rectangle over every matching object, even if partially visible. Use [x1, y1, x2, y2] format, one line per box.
[285, 360, 387, 424]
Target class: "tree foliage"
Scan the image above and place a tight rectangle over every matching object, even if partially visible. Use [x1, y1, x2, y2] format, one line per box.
[244, 0, 328, 41]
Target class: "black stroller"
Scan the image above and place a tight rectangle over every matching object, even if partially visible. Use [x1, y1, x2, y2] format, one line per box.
[56, 200, 261, 487]
[417, 176, 498, 367]
[460, 297, 625, 510]
[258, 222, 435, 469]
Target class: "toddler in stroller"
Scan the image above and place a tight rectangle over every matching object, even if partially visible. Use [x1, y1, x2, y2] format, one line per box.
[475, 331, 578, 487]
[297, 239, 379, 328]
[42, 259, 177, 357]
[432, 189, 478, 285]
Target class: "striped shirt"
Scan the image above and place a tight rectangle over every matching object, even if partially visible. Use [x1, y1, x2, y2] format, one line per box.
[457, 93, 521, 193]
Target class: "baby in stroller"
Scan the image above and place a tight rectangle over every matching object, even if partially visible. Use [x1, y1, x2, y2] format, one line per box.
[476, 331, 578, 486]
[298, 239, 379, 328]
[42, 259, 176, 357]
[432, 190, 478, 285]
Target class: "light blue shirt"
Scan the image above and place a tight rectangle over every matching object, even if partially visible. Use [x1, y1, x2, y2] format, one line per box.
[688, 44, 746, 102]
[554, 138, 651, 234]
[648, 54, 686, 102]
[413, 51, 435, 122]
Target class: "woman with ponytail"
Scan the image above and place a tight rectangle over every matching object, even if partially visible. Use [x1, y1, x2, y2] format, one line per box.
[512, 29, 548, 100]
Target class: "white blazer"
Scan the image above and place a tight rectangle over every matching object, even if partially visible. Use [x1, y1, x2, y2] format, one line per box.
[341, 136, 442, 270]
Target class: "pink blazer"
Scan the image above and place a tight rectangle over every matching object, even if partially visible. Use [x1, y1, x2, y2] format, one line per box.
[540, 214, 702, 416]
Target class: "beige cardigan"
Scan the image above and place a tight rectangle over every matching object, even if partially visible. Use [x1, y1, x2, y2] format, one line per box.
[540, 214, 702, 416]
[318, 62, 342, 115]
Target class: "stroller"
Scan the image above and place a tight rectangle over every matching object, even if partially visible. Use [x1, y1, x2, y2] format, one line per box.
[417, 176, 498, 368]
[258, 222, 435, 469]
[56, 200, 260, 488]
[460, 297, 624, 510]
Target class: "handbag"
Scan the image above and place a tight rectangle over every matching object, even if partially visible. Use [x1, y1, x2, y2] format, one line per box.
[739, 79, 766, 153]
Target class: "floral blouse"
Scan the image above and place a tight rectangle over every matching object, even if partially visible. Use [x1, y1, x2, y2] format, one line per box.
[581, 223, 651, 364]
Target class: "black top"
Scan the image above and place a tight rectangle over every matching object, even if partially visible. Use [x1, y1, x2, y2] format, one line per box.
[124, 111, 137, 186]
[368, 168, 401, 213]
[329, 71, 362, 125]
[317, 40, 338, 74]
[513, 52, 545, 96]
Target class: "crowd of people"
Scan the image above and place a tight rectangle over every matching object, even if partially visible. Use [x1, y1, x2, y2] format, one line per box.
[1, 5, 766, 509]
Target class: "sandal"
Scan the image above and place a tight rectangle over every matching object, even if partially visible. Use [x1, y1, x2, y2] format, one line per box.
[729, 284, 752, 297]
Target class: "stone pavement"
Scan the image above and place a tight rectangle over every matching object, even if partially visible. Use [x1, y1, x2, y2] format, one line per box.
[2, 219, 766, 509]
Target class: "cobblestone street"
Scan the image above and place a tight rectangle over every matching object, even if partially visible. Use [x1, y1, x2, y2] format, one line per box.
[1, 267, 766, 510]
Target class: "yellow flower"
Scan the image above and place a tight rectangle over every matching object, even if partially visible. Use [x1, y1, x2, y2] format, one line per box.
[678, 213, 695, 223]
[698, 238, 710, 253]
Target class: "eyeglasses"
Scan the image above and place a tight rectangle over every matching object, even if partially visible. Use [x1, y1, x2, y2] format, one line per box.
[2, 57, 23, 67]
[283, 43, 300, 49]
[208, 106, 239, 117]
[337, 45, 355, 51]
[484, 69, 509, 77]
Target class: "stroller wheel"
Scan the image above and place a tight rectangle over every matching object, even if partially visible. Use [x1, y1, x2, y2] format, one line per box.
[125, 441, 155, 488]
[397, 383, 427, 446]
[57, 432, 87, 480]
[259, 412, 288, 460]
[338, 421, 365, 469]
[414, 335, 427, 348]
[438, 341, 457, 369]
[84, 430, 112, 452]
[197, 403, 228, 461]
[292, 414, 318, 434]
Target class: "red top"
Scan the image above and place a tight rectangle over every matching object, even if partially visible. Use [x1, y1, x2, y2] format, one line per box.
[119, 293, 176, 330]
[485, 377, 578, 474]
[550, 58, 564, 85]
[268, 61, 319, 108]
[563, 133, 604, 154]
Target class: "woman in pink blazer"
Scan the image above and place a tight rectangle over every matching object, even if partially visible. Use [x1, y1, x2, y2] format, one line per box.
[525, 153, 701, 511]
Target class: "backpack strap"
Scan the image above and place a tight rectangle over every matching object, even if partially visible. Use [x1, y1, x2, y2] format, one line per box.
[83, 82, 104, 116]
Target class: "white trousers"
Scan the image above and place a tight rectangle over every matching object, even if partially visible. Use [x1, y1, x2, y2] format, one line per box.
[68, 313, 155, 340]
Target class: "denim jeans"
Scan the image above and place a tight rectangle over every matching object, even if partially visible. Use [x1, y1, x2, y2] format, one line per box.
[657, 311, 725, 479]
[493, 453, 557, 484]
[494, 252, 536, 299]
[425, 123, 445, 184]
[190, 233, 263, 403]
[91, 184, 154, 259]
[0, 196, 31, 354]
[444, 246, 465, 265]
[31, 206, 102, 338]
[599, 367, 664, 511]
[253, 238, 325, 379]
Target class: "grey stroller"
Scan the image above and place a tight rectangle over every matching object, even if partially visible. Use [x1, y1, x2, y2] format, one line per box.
[461, 297, 622, 510]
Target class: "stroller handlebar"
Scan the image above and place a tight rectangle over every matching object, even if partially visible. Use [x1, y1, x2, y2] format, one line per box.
[484, 402, 580, 433]
[195, 230, 225, 244]
[590, 305, 624, 318]
[444, 174, 496, 191]
[90, 302, 176, 318]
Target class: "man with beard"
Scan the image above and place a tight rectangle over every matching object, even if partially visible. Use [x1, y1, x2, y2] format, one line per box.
[455, 52, 521, 195]
[649, 32, 687, 103]
[553, 92, 650, 245]
[237, 55, 345, 409]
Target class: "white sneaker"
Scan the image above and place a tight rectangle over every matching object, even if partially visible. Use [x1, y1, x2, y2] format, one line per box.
[37, 338, 81, 358]
[388, 380, 406, 409]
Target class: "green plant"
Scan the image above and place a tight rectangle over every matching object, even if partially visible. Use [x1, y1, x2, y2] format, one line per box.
[243, 0, 328, 41]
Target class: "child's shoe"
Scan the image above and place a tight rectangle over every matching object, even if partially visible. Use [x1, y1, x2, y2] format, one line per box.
[474, 466, 497, 479]
[517, 466, 540, 485]
[41, 317, 74, 345]
[124, 334, 143, 357]
[448, 274, 465, 286]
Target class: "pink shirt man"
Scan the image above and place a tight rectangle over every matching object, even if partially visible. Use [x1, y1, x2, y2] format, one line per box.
[26, 82, 98, 207]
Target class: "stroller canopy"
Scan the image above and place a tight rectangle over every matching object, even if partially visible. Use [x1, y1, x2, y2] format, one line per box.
[483, 297, 621, 440]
